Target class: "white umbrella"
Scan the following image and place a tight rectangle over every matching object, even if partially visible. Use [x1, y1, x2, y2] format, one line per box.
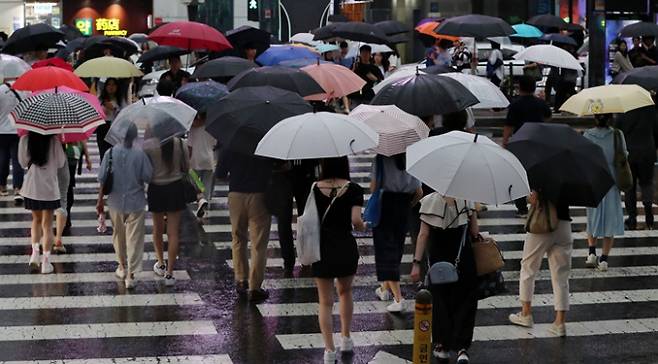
[513, 44, 583, 71]
[373, 67, 425, 93]
[437, 73, 509, 109]
[349, 104, 429, 156]
[255, 112, 379, 160]
[406, 131, 530, 205]
[290, 33, 322, 47]
[0, 54, 31, 83]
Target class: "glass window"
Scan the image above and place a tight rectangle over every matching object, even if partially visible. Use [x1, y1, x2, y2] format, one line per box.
[24, 1, 62, 27]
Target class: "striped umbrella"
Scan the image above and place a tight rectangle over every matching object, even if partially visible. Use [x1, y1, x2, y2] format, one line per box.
[349, 104, 429, 157]
[10, 92, 104, 135]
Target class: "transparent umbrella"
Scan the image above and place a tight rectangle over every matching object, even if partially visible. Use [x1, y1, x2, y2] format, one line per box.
[105, 96, 197, 149]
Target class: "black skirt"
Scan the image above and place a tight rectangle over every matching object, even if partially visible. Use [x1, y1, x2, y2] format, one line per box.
[148, 179, 187, 213]
[24, 197, 60, 211]
[312, 228, 359, 279]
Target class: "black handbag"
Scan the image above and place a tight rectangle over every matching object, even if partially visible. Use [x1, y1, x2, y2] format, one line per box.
[476, 271, 507, 300]
[102, 148, 113, 195]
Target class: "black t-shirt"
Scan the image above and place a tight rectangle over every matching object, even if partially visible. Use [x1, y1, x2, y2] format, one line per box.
[353, 62, 384, 100]
[215, 149, 273, 193]
[505, 95, 552, 133]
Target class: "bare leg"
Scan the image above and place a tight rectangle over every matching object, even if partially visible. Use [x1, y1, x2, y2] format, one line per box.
[152, 212, 165, 265]
[586, 234, 597, 248]
[40, 210, 54, 253]
[165, 211, 182, 275]
[30, 211, 42, 246]
[521, 300, 532, 317]
[387, 281, 402, 302]
[315, 278, 336, 352]
[55, 211, 66, 245]
[336, 276, 354, 338]
[554, 310, 566, 325]
[602, 237, 614, 256]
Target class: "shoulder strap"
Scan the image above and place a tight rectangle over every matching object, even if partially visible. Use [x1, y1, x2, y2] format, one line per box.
[321, 182, 350, 223]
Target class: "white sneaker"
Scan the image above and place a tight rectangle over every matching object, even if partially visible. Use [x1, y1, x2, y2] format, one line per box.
[375, 286, 391, 301]
[115, 266, 126, 280]
[164, 273, 176, 286]
[323, 350, 336, 364]
[433, 344, 450, 360]
[29, 249, 40, 272]
[386, 299, 404, 313]
[153, 262, 166, 277]
[548, 323, 567, 337]
[509, 312, 534, 328]
[40, 256, 54, 274]
[597, 260, 608, 272]
[339, 336, 353, 353]
[125, 274, 136, 289]
[585, 253, 597, 267]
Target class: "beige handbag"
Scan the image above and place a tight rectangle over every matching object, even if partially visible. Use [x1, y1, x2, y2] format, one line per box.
[472, 235, 505, 276]
[525, 199, 559, 234]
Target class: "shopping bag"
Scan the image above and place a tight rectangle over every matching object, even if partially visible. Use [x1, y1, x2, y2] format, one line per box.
[296, 183, 321, 265]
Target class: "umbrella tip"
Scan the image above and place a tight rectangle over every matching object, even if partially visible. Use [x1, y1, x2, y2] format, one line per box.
[266, 100, 271, 104]
[474, 134, 479, 143]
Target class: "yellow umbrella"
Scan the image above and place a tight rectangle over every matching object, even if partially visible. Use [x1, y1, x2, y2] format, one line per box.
[560, 84, 654, 116]
[74, 56, 143, 78]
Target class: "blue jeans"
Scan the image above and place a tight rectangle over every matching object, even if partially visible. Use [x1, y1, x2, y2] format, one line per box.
[0, 134, 23, 189]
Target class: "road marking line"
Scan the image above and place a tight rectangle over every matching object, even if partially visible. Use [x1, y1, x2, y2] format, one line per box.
[0, 270, 190, 285]
[0, 355, 234, 364]
[0, 293, 203, 310]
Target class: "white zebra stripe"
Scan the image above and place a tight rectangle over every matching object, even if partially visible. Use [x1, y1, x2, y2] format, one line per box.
[0, 293, 203, 310]
[0, 270, 190, 285]
[0, 355, 233, 364]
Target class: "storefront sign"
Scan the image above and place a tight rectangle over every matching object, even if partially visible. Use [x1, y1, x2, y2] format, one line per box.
[75, 18, 93, 36]
[75, 17, 128, 36]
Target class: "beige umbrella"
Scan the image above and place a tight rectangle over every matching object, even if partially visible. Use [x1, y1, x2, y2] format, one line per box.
[560, 84, 655, 116]
[74, 56, 143, 78]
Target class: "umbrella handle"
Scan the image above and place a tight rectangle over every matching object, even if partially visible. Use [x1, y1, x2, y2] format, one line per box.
[349, 138, 356, 155]
[473, 133, 479, 143]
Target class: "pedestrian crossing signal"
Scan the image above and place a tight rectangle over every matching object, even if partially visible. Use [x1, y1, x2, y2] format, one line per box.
[248, 0, 259, 21]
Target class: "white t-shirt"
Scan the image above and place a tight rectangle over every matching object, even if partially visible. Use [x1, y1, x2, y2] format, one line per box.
[18, 136, 66, 201]
[419, 192, 475, 229]
[188, 126, 216, 171]
[0, 85, 28, 134]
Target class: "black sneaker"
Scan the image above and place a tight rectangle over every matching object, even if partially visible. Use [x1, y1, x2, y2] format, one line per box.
[248, 288, 269, 302]
[236, 280, 249, 295]
[625, 218, 637, 230]
[645, 213, 654, 230]
[456, 350, 469, 364]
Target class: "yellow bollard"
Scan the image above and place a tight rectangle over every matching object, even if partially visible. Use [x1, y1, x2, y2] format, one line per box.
[412, 289, 432, 364]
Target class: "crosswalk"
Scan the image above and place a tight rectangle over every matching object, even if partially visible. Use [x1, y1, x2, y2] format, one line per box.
[1, 141, 657, 363]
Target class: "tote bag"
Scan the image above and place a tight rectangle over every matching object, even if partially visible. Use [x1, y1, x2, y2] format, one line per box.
[364, 156, 384, 227]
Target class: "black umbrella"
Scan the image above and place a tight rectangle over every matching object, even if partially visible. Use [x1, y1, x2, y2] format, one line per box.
[205, 86, 313, 154]
[228, 66, 325, 97]
[374, 20, 409, 35]
[226, 25, 271, 56]
[60, 24, 83, 42]
[613, 66, 658, 92]
[2, 23, 65, 55]
[84, 37, 139, 60]
[129, 33, 150, 44]
[371, 73, 479, 117]
[423, 64, 456, 74]
[313, 22, 390, 44]
[507, 123, 614, 207]
[541, 33, 577, 46]
[526, 14, 568, 30]
[434, 14, 515, 38]
[138, 46, 189, 63]
[619, 22, 658, 38]
[192, 56, 259, 79]
[387, 33, 409, 44]
[175, 80, 229, 113]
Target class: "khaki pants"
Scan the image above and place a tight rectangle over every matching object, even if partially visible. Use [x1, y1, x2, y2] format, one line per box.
[519, 220, 573, 311]
[109, 209, 146, 275]
[228, 192, 272, 290]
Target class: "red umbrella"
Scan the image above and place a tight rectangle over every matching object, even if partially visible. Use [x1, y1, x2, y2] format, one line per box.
[148, 21, 232, 52]
[32, 57, 74, 72]
[12, 66, 89, 92]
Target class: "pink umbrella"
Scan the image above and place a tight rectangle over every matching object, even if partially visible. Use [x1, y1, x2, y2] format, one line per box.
[300, 63, 366, 101]
[17, 86, 106, 143]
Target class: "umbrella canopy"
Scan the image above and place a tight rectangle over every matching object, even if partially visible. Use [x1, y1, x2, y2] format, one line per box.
[541, 33, 577, 46]
[256, 46, 318, 66]
[106, 96, 197, 148]
[192, 56, 258, 79]
[279, 58, 331, 69]
[387, 33, 409, 44]
[301, 63, 366, 100]
[511, 24, 543, 38]
[0, 54, 31, 82]
[619, 22, 658, 38]
[507, 123, 614, 207]
[60, 24, 83, 42]
[371, 73, 479, 117]
[228, 66, 326, 97]
[83, 37, 140, 60]
[513, 44, 582, 70]
[407, 131, 529, 205]
[226, 25, 271, 55]
[434, 15, 516, 38]
[559, 84, 654, 116]
[290, 33, 322, 47]
[612, 65, 658, 92]
[415, 21, 460, 41]
[423, 64, 456, 74]
[137, 46, 189, 64]
[349, 104, 428, 157]
[313, 22, 390, 44]
[128, 33, 149, 44]
[75, 56, 143, 78]
[2, 23, 65, 55]
[374, 20, 408, 35]
[315, 44, 339, 54]
[526, 14, 569, 30]
[373, 67, 425, 93]
[32, 57, 74, 72]
[175, 80, 229, 113]
[437, 73, 509, 109]
[148, 21, 233, 52]
[255, 112, 378, 159]
[205, 86, 312, 155]
[13, 66, 88, 92]
[10, 92, 104, 135]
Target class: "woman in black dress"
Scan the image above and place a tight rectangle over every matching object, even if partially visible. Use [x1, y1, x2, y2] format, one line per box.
[312, 157, 366, 364]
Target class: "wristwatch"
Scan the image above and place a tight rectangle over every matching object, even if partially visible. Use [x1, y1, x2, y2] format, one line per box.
[412, 258, 422, 265]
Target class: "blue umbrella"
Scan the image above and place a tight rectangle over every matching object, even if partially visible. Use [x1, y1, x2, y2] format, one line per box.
[175, 80, 229, 113]
[279, 58, 330, 69]
[511, 24, 543, 38]
[541, 33, 577, 46]
[256, 46, 319, 66]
